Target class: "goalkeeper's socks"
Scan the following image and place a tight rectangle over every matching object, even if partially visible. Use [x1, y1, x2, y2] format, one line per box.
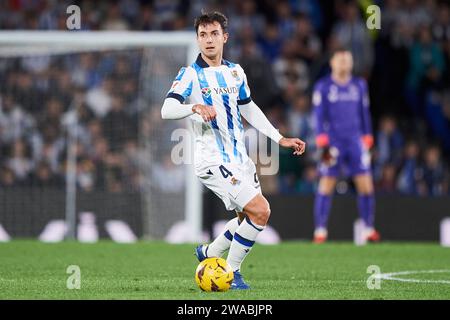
[357, 193, 375, 228]
[314, 193, 332, 229]
[227, 216, 265, 272]
[205, 217, 240, 258]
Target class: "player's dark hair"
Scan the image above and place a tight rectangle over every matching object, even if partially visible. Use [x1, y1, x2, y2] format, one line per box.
[330, 46, 352, 57]
[194, 11, 228, 34]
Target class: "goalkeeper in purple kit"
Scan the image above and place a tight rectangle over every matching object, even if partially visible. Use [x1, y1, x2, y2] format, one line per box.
[312, 48, 380, 243]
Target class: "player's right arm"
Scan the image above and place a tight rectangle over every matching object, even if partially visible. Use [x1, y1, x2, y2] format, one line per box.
[161, 67, 216, 121]
[312, 82, 328, 148]
[312, 82, 336, 164]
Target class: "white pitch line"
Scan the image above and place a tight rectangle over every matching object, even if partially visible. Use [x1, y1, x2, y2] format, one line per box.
[374, 270, 450, 284]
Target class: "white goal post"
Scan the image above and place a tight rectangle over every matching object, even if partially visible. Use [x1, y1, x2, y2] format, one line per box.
[0, 31, 203, 242]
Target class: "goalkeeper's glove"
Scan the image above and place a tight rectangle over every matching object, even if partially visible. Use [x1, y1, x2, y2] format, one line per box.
[361, 134, 374, 150]
[319, 146, 339, 166]
[316, 133, 338, 166]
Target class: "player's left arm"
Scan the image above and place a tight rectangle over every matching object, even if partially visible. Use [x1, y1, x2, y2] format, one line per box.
[359, 79, 374, 150]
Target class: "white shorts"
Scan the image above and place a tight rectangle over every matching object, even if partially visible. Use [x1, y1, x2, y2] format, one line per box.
[198, 160, 261, 212]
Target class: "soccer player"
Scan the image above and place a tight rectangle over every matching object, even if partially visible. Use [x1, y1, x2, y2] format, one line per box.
[161, 12, 306, 289]
[312, 48, 380, 244]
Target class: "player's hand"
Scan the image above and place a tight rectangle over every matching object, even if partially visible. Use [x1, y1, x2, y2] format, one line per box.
[319, 146, 339, 166]
[192, 104, 216, 122]
[361, 134, 374, 150]
[279, 137, 306, 156]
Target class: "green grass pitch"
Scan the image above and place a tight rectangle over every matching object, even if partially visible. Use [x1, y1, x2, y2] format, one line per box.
[0, 240, 449, 299]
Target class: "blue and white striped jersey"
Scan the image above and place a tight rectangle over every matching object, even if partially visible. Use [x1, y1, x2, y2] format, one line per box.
[166, 54, 252, 174]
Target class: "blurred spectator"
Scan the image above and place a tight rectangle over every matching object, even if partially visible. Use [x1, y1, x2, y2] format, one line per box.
[136, 4, 159, 31]
[102, 94, 135, 151]
[0, 93, 35, 145]
[377, 0, 412, 117]
[37, 97, 64, 140]
[418, 144, 448, 196]
[425, 90, 450, 152]
[332, 1, 374, 77]
[397, 140, 421, 195]
[286, 93, 315, 149]
[12, 71, 43, 114]
[119, 0, 140, 25]
[85, 119, 104, 148]
[239, 39, 279, 108]
[309, 33, 342, 82]
[374, 115, 404, 179]
[71, 53, 102, 89]
[297, 163, 318, 194]
[151, 154, 185, 193]
[86, 77, 114, 118]
[275, 1, 296, 41]
[101, 2, 130, 30]
[406, 25, 445, 116]
[382, 0, 404, 35]
[0, 166, 16, 187]
[289, 0, 323, 33]
[152, 0, 182, 30]
[36, 138, 64, 174]
[257, 23, 284, 63]
[399, 0, 433, 33]
[292, 13, 322, 64]
[30, 161, 63, 188]
[6, 139, 33, 182]
[375, 163, 398, 194]
[431, 3, 450, 46]
[76, 158, 96, 192]
[21, 55, 51, 74]
[273, 42, 310, 93]
[230, 0, 265, 39]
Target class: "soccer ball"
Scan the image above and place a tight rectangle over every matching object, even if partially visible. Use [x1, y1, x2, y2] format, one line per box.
[195, 257, 234, 292]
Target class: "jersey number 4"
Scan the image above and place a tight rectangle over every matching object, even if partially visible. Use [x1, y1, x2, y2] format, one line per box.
[219, 165, 233, 179]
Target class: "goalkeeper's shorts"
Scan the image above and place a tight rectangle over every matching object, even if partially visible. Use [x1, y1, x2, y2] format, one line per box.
[319, 140, 371, 177]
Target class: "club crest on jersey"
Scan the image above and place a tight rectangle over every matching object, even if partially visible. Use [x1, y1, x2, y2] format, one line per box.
[230, 176, 240, 186]
[328, 85, 339, 103]
[231, 70, 240, 81]
[201, 87, 211, 98]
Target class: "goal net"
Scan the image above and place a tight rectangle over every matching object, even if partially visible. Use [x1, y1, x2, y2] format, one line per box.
[0, 31, 202, 242]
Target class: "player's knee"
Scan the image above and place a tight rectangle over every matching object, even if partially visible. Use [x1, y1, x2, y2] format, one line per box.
[245, 195, 271, 226]
[318, 180, 335, 195]
[355, 175, 374, 194]
[358, 184, 374, 194]
[358, 187, 374, 195]
[318, 188, 333, 196]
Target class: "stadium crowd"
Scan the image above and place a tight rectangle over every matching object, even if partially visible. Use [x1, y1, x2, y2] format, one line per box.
[0, 0, 449, 196]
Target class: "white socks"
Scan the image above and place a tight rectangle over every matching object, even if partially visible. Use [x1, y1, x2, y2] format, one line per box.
[226, 217, 265, 272]
[204, 217, 240, 258]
